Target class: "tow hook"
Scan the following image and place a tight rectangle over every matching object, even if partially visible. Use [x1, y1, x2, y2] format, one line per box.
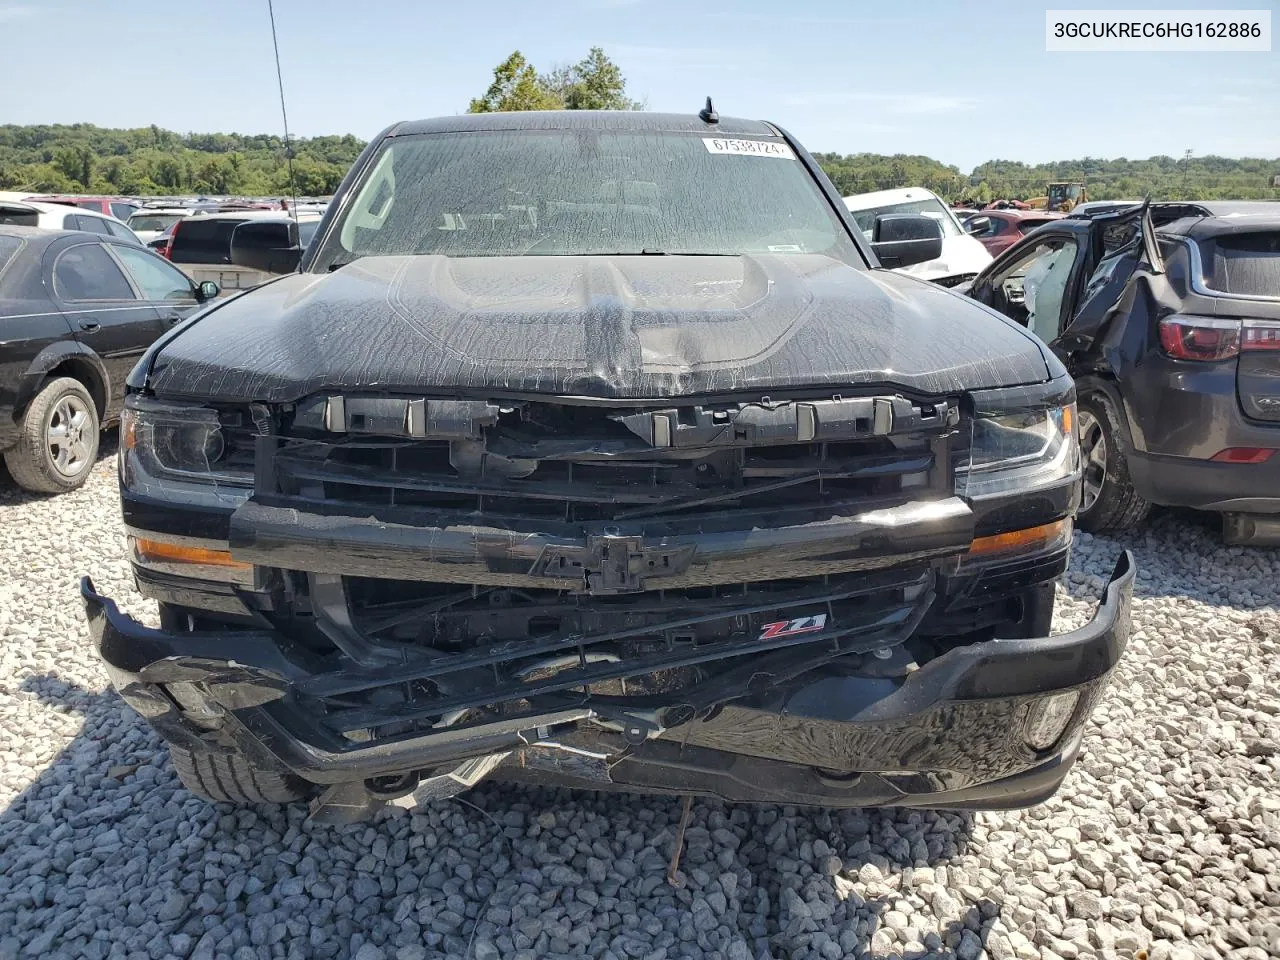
[392, 752, 511, 805]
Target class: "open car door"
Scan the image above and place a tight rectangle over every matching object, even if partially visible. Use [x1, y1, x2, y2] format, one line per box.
[1051, 199, 1164, 361]
[1049, 200, 1162, 355]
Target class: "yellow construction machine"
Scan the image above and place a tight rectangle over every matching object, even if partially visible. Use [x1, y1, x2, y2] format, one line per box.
[1027, 182, 1088, 213]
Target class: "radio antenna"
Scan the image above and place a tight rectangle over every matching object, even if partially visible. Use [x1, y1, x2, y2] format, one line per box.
[267, 0, 298, 219]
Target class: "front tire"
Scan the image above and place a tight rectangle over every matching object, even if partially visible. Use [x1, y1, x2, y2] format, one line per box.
[1076, 393, 1150, 533]
[3, 377, 100, 493]
[168, 743, 313, 805]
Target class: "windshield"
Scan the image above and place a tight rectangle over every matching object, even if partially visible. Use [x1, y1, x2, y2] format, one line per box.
[298, 219, 320, 248]
[128, 214, 183, 232]
[310, 130, 860, 270]
[847, 198, 962, 240]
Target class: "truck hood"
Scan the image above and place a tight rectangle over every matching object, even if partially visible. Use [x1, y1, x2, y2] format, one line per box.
[145, 253, 1050, 402]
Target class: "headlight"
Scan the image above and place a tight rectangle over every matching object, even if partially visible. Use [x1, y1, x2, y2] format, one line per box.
[956, 401, 1079, 498]
[121, 397, 253, 506]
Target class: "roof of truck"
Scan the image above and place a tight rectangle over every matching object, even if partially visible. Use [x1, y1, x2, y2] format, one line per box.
[390, 111, 778, 138]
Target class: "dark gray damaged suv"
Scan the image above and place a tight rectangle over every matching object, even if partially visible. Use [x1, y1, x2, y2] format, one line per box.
[81, 110, 1134, 820]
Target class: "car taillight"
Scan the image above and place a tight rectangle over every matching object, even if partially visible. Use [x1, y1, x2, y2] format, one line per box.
[1242, 320, 1280, 351]
[1159, 317, 1280, 361]
[162, 222, 179, 260]
[1158, 316, 1241, 361]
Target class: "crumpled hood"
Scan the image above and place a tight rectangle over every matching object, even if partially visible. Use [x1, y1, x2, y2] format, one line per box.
[145, 253, 1049, 402]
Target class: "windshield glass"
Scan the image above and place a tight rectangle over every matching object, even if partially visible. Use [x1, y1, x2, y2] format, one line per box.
[310, 130, 860, 269]
[847, 198, 962, 240]
[298, 219, 320, 248]
[128, 214, 183, 232]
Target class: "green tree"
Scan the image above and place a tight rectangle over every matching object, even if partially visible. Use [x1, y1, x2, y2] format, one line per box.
[153, 156, 184, 190]
[102, 158, 123, 188]
[546, 47, 642, 111]
[468, 51, 561, 113]
[52, 146, 94, 188]
[26, 163, 76, 193]
[470, 48, 641, 113]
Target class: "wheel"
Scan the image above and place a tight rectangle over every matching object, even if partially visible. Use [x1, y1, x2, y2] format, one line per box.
[3, 377, 100, 493]
[1075, 393, 1150, 533]
[168, 743, 314, 804]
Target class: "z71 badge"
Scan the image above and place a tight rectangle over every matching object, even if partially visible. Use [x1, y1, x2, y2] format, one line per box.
[758, 614, 828, 640]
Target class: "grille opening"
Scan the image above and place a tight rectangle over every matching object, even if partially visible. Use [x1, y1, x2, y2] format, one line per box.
[341, 572, 913, 650]
[527, 615, 562, 636]
[280, 432, 926, 521]
[297, 566, 933, 740]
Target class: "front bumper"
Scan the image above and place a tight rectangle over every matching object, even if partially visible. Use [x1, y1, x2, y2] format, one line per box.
[81, 550, 1134, 810]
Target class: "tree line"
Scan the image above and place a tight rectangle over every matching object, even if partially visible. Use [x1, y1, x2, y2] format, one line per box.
[815, 153, 1280, 202]
[0, 124, 363, 197]
[2, 46, 1276, 202]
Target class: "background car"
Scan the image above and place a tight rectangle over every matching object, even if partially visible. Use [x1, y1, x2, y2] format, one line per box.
[126, 207, 199, 245]
[0, 226, 219, 492]
[24, 195, 140, 222]
[964, 201, 1280, 544]
[0, 199, 143, 245]
[166, 212, 322, 294]
[964, 209, 1064, 256]
[1067, 200, 1144, 218]
[844, 186, 992, 286]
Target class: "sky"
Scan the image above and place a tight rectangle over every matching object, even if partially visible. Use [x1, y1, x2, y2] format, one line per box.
[0, 0, 1277, 171]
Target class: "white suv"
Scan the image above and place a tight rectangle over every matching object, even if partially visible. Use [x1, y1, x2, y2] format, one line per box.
[126, 207, 199, 245]
[843, 187, 992, 287]
[0, 199, 142, 245]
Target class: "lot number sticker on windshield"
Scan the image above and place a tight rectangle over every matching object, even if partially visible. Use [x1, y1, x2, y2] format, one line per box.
[702, 138, 796, 160]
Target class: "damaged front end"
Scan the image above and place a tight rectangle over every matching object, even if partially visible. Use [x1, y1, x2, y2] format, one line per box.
[88, 384, 1133, 819]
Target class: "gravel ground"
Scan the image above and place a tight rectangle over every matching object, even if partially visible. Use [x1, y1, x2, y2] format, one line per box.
[1, 444, 1278, 960]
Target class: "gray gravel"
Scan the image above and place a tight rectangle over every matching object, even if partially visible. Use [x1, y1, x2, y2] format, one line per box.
[1, 449, 1278, 960]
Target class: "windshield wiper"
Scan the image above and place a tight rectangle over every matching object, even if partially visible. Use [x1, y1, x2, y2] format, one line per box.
[586, 250, 738, 257]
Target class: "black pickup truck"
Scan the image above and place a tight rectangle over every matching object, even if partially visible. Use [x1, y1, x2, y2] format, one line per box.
[81, 109, 1134, 821]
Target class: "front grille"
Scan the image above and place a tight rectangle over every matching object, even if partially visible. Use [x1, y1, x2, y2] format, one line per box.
[244, 391, 959, 746]
[291, 565, 934, 740]
[265, 393, 958, 525]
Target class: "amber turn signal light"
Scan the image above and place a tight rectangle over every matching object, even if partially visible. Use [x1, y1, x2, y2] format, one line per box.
[968, 519, 1070, 557]
[131, 536, 251, 570]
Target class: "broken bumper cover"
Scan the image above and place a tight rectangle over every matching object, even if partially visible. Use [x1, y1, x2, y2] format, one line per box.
[80, 550, 1134, 809]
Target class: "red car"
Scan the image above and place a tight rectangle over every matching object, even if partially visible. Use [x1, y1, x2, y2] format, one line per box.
[964, 209, 1064, 256]
[24, 195, 139, 222]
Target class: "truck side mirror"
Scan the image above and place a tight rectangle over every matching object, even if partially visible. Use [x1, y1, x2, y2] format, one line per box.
[870, 214, 944, 269]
